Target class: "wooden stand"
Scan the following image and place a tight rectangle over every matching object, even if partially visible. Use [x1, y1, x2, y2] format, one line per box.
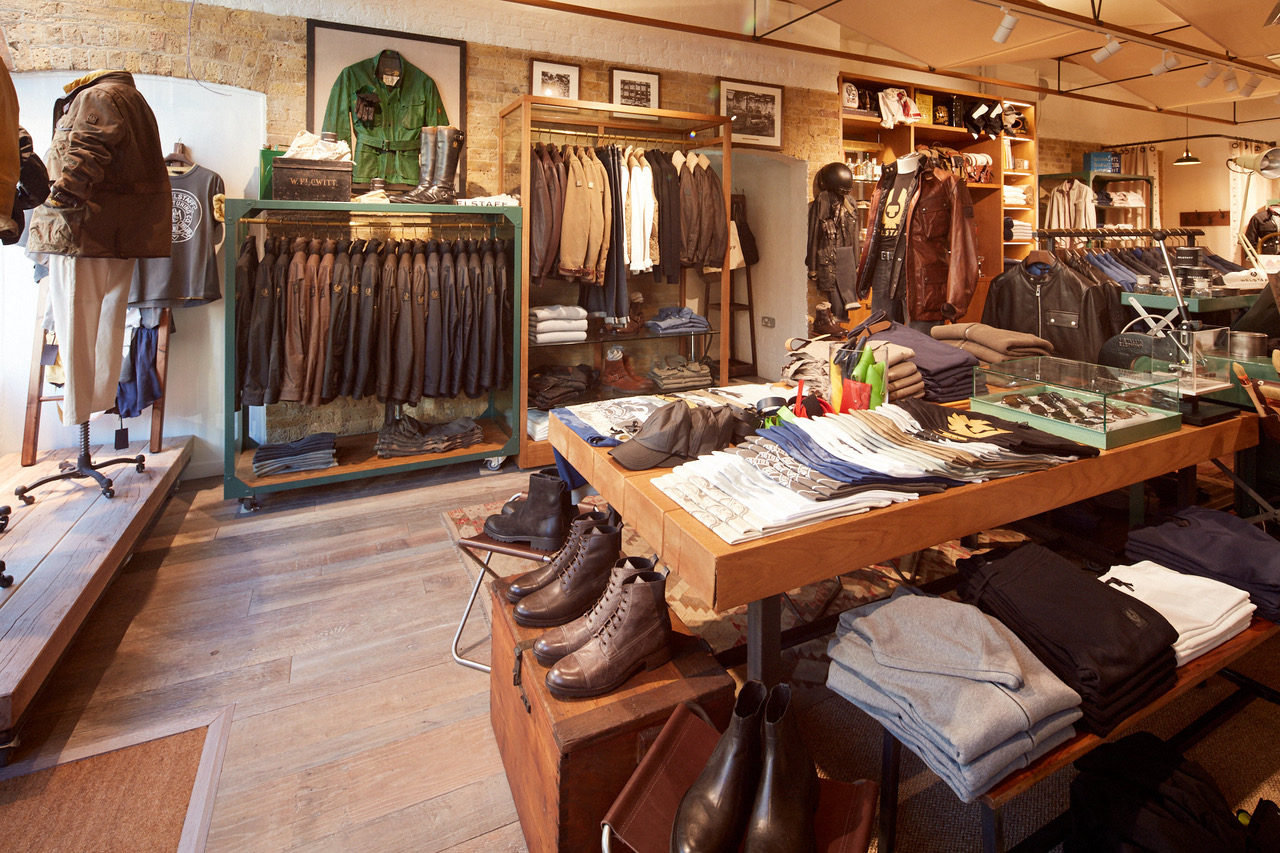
[489, 577, 736, 853]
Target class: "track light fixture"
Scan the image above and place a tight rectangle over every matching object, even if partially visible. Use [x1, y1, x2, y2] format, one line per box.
[1240, 73, 1263, 97]
[992, 7, 1018, 44]
[1091, 35, 1122, 64]
[1197, 63, 1223, 87]
[1150, 51, 1180, 76]
[1223, 70, 1240, 92]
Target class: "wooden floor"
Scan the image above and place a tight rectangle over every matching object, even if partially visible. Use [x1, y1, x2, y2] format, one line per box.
[4, 462, 536, 852]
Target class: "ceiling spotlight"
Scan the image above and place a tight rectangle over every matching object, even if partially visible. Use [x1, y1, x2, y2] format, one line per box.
[1092, 35, 1122, 64]
[1150, 51, 1179, 76]
[992, 7, 1018, 43]
[1240, 73, 1263, 97]
[1223, 70, 1240, 92]
[1198, 63, 1223, 87]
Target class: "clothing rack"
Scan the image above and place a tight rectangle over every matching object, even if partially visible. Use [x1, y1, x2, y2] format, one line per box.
[1034, 227, 1204, 250]
[530, 125, 702, 147]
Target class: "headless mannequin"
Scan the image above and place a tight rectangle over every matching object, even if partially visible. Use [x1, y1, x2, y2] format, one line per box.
[869, 152, 935, 332]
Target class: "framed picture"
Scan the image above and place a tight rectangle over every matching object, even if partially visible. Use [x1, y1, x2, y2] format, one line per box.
[841, 81, 860, 110]
[530, 59, 580, 100]
[306, 21, 466, 188]
[720, 78, 783, 150]
[610, 68, 660, 111]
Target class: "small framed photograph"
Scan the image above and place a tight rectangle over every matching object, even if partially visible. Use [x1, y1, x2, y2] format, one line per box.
[610, 68, 660, 112]
[720, 78, 783, 150]
[530, 59, 580, 100]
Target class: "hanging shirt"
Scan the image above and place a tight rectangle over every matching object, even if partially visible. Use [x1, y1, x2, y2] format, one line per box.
[130, 164, 225, 308]
[322, 53, 449, 184]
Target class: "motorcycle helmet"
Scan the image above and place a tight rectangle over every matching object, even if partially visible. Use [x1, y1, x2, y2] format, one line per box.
[816, 161, 854, 195]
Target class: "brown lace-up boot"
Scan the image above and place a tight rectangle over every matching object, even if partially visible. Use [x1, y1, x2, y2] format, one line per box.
[504, 510, 610, 603]
[533, 556, 653, 666]
[512, 523, 622, 627]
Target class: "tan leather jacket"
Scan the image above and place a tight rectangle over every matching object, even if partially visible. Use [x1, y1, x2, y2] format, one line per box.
[28, 71, 170, 259]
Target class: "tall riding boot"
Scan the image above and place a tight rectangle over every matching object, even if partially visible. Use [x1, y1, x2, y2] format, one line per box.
[389, 126, 438, 203]
[422, 126, 464, 203]
[482, 468, 571, 551]
[533, 555, 653, 665]
[742, 683, 819, 853]
[544, 567, 673, 698]
[504, 510, 610, 604]
[671, 681, 768, 853]
[512, 523, 621, 627]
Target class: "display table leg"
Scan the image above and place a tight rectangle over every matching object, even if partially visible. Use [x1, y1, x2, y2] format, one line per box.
[746, 595, 781, 686]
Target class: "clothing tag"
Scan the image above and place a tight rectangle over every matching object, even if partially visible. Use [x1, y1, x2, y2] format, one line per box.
[40, 343, 59, 366]
[972, 104, 989, 119]
[587, 181, 594, 188]
[115, 426, 129, 451]
[576, 180, 582, 187]
[381, 73, 400, 87]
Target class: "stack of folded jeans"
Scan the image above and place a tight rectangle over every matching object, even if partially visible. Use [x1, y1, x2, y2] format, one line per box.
[252, 433, 338, 476]
[868, 322, 979, 402]
[375, 415, 483, 458]
[529, 304, 589, 344]
[528, 364, 598, 409]
[645, 306, 711, 335]
[958, 543, 1178, 735]
[1098, 561, 1255, 666]
[827, 588, 1082, 802]
[1125, 506, 1280, 622]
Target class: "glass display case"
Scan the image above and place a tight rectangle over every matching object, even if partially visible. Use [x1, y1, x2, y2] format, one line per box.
[971, 357, 1182, 449]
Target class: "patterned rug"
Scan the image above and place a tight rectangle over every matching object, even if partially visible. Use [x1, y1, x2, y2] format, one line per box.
[441, 498, 1030, 689]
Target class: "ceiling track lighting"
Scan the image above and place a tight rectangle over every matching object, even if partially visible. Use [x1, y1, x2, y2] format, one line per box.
[1198, 63, 1223, 87]
[1223, 70, 1240, 92]
[1150, 50, 1180, 76]
[992, 7, 1018, 44]
[1091, 35, 1122, 64]
[1240, 73, 1263, 98]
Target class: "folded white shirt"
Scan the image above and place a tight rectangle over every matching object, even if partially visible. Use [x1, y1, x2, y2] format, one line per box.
[531, 318, 589, 333]
[530, 304, 589, 321]
[529, 329, 588, 344]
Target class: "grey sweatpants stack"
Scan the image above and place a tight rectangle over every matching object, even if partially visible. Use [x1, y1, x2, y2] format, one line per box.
[826, 587, 1082, 802]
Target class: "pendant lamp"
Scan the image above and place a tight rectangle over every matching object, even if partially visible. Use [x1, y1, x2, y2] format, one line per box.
[1174, 109, 1200, 166]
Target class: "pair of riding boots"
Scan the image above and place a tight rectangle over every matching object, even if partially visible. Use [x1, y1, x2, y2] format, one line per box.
[392, 125, 464, 204]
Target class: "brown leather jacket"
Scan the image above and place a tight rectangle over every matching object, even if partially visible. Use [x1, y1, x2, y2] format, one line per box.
[856, 162, 979, 322]
[29, 71, 170, 258]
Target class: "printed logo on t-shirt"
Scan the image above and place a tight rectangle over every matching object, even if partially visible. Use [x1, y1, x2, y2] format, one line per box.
[171, 188, 201, 242]
[938, 412, 1010, 442]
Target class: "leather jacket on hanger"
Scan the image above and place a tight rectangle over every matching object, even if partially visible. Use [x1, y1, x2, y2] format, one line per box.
[982, 256, 1120, 363]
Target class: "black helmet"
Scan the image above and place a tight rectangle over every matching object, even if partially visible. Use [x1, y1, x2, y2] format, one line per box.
[817, 162, 853, 195]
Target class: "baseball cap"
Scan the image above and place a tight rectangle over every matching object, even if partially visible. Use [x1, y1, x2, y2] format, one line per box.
[610, 401, 693, 470]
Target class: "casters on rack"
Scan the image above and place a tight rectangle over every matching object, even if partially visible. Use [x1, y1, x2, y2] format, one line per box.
[14, 422, 144, 503]
[240, 496, 260, 512]
[0, 561, 12, 588]
[480, 456, 507, 474]
[0, 505, 9, 533]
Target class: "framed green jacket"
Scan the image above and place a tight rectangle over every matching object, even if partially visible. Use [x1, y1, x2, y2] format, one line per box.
[322, 53, 449, 184]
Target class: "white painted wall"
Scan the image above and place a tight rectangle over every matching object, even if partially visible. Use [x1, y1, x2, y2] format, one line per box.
[0, 73, 265, 478]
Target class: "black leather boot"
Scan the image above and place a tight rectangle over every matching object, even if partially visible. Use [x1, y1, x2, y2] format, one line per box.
[501, 466, 561, 516]
[533, 555, 653, 665]
[742, 683, 819, 853]
[504, 510, 609, 604]
[421, 126, 464, 203]
[482, 468, 571, 551]
[512, 523, 621, 628]
[389, 126, 438, 203]
[671, 680, 768, 853]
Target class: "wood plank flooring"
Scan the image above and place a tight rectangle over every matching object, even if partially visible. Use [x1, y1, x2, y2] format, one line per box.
[4, 462, 535, 852]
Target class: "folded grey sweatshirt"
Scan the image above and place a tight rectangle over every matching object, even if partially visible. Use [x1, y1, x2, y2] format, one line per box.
[828, 588, 1081, 763]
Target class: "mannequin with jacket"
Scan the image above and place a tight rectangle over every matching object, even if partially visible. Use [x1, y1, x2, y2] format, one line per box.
[1244, 202, 1280, 253]
[27, 70, 171, 427]
[855, 151, 978, 332]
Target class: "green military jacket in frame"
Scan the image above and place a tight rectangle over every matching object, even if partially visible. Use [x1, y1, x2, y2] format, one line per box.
[322, 53, 449, 184]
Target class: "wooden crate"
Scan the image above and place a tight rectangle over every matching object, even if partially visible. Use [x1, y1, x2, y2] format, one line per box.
[489, 579, 736, 853]
[270, 157, 352, 201]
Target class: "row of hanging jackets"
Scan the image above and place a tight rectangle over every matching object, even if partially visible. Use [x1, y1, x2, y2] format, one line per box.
[528, 142, 728, 322]
[233, 236, 510, 410]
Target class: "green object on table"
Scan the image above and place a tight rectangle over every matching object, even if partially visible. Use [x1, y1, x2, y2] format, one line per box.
[853, 345, 875, 383]
[868, 360, 885, 409]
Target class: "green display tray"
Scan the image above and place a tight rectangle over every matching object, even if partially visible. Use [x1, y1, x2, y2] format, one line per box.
[971, 387, 1182, 449]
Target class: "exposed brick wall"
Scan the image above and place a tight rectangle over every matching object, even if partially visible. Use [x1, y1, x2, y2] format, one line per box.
[1038, 137, 1106, 177]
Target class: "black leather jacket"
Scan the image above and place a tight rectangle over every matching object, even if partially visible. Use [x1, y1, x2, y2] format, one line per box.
[982, 258, 1121, 363]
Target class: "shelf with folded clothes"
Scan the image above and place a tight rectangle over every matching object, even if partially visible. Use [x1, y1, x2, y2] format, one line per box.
[529, 328, 719, 348]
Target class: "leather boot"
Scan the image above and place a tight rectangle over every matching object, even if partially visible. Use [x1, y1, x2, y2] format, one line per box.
[533, 555, 653, 666]
[614, 292, 645, 336]
[504, 510, 609, 604]
[421, 126, 464, 203]
[482, 468, 571, 551]
[544, 568, 673, 698]
[671, 680, 768, 853]
[601, 345, 655, 393]
[621, 353, 655, 391]
[501, 466, 562, 515]
[513, 524, 621, 627]
[742, 683, 819, 853]
[389, 127, 438, 203]
[809, 301, 846, 339]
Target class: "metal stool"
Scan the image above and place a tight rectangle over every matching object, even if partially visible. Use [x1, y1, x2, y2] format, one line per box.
[451, 531, 553, 673]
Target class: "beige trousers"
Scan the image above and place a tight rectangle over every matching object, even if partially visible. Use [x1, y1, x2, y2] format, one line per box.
[47, 254, 136, 425]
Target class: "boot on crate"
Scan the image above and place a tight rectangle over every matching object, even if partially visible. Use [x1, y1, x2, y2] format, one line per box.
[499, 466, 559, 516]
[742, 683, 820, 853]
[544, 566, 673, 698]
[533, 555, 654, 665]
[601, 345, 655, 393]
[504, 510, 611, 604]
[671, 680, 768, 853]
[482, 466, 572, 551]
[809, 301, 847, 339]
[512, 523, 622, 627]
[389, 126, 438, 203]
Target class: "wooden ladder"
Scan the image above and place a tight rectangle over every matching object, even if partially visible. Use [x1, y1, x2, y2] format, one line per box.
[703, 193, 758, 379]
[22, 278, 172, 466]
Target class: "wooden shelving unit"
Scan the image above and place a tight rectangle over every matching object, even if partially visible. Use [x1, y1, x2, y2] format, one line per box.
[498, 96, 732, 469]
[220, 199, 521, 506]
